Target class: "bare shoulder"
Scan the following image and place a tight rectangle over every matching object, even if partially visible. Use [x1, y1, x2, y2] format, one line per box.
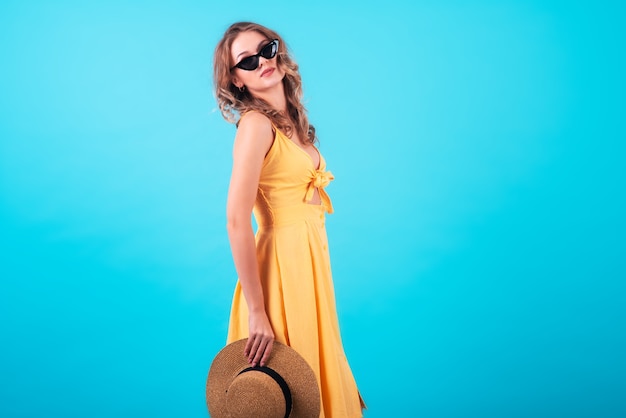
[239, 110, 272, 128]
[236, 111, 274, 151]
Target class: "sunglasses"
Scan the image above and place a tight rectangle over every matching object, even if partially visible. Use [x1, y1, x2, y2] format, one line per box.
[231, 39, 279, 71]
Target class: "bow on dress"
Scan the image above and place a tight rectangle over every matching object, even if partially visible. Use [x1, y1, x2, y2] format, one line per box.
[305, 169, 335, 213]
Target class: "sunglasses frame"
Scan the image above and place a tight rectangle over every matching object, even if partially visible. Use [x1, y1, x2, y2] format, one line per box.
[231, 39, 280, 71]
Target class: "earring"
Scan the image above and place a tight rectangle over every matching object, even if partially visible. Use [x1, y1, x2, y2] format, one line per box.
[238, 85, 245, 92]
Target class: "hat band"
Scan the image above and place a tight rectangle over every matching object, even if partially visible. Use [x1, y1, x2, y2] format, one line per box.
[237, 366, 293, 418]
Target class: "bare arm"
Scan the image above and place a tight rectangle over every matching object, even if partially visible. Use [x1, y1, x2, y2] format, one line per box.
[226, 112, 274, 367]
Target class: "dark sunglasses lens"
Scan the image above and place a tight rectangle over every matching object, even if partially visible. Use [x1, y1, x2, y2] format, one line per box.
[237, 56, 259, 71]
[234, 40, 278, 70]
[260, 41, 277, 59]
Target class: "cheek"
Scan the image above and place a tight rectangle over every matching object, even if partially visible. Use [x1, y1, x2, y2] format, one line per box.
[275, 65, 287, 78]
[233, 72, 251, 86]
[239, 72, 255, 85]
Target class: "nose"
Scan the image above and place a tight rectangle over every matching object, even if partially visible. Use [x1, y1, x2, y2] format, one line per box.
[258, 56, 271, 69]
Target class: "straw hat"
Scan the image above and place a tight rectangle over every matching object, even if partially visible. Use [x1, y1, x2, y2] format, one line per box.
[206, 339, 321, 418]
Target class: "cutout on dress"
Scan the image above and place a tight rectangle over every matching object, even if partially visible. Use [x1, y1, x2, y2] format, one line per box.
[307, 188, 322, 206]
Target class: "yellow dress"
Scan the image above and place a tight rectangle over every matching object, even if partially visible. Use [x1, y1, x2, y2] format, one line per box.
[226, 126, 363, 417]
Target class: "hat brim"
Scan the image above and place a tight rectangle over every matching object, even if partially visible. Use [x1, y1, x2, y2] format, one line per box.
[207, 339, 320, 418]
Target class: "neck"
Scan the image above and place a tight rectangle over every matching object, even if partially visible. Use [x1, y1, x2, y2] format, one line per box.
[250, 81, 287, 113]
[263, 92, 287, 113]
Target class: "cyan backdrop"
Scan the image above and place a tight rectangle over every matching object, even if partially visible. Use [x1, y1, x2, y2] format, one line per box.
[1, 1, 624, 417]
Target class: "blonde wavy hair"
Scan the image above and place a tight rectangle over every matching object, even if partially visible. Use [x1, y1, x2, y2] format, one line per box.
[213, 22, 316, 144]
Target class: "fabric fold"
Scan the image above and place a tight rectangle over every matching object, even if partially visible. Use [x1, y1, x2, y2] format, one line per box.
[305, 169, 335, 213]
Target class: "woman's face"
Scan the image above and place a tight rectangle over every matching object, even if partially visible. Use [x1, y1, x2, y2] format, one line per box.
[230, 30, 285, 95]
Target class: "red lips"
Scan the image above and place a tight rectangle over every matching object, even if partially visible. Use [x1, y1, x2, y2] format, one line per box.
[261, 68, 275, 77]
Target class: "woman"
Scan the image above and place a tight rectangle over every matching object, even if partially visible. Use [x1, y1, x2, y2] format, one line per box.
[213, 22, 364, 417]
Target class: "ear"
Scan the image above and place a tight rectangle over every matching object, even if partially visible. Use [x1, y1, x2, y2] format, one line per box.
[232, 77, 243, 89]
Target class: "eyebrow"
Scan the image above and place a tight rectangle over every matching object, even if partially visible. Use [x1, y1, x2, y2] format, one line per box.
[236, 39, 270, 60]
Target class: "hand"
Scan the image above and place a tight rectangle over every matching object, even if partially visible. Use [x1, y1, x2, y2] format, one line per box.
[245, 310, 274, 367]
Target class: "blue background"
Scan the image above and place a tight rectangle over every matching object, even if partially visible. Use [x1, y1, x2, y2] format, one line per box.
[1, 1, 624, 417]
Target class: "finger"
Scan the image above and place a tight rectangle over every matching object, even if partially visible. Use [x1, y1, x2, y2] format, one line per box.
[243, 334, 256, 360]
[260, 339, 273, 367]
[252, 337, 269, 367]
[248, 335, 262, 364]
[244, 337, 254, 357]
